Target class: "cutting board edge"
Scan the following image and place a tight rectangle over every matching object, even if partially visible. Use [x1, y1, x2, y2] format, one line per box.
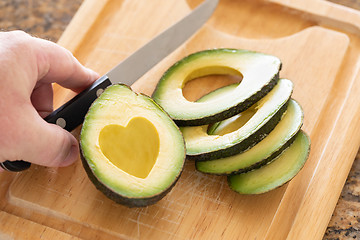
[286, 67, 360, 239]
[269, 0, 360, 37]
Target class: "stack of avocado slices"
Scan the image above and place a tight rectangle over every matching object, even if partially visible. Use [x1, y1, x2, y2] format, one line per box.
[80, 48, 310, 209]
[152, 48, 310, 195]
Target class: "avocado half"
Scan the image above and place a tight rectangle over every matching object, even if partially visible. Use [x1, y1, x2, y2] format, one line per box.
[80, 84, 185, 207]
[152, 49, 282, 126]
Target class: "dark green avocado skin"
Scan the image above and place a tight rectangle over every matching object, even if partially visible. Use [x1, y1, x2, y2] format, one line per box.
[80, 147, 182, 208]
[187, 100, 289, 162]
[196, 131, 299, 175]
[79, 83, 186, 208]
[227, 130, 311, 194]
[175, 74, 280, 127]
[152, 48, 282, 127]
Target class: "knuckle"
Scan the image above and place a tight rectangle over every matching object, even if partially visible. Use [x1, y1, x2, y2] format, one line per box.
[3, 30, 32, 46]
[0, 30, 34, 61]
[10, 30, 30, 37]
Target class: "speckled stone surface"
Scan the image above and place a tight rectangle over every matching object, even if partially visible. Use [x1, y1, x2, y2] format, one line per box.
[323, 153, 360, 239]
[0, 0, 83, 41]
[0, 0, 359, 239]
[329, 0, 360, 10]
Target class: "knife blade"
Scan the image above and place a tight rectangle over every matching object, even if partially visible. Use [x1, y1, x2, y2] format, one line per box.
[2, 0, 218, 171]
[45, 0, 218, 132]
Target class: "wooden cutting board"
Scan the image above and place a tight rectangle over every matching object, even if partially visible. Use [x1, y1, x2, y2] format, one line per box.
[2, 0, 360, 239]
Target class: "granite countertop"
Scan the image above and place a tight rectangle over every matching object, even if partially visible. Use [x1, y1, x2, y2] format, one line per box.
[0, 0, 359, 239]
[0, 0, 83, 42]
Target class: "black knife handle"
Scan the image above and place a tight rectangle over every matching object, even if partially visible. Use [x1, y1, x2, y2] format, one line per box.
[44, 75, 111, 131]
[1, 75, 112, 172]
[0, 160, 31, 172]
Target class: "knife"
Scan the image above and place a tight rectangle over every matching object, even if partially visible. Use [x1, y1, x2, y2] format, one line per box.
[1, 0, 218, 172]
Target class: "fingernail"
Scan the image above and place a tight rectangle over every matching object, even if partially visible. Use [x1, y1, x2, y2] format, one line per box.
[60, 139, 79, 167]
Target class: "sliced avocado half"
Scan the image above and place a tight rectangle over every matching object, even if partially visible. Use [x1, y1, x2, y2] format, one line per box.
[227, 130, 310, 194]
[181, 79, 293, 161]
[152, 49, 282, 126]
[80, 84, 185, 207]
[196, 99, 303, 175]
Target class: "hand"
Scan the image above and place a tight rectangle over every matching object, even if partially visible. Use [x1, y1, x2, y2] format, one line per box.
[0, 31, 99, 172]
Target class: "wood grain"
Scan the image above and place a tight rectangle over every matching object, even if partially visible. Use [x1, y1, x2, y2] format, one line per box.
[2, 0, 360, 239]
[0, 212, 79, 240]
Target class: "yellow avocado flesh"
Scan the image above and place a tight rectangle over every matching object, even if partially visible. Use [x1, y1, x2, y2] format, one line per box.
[181, 79, 293, 155]
[196, 100, 303, 174]
[152, 49, 282, 121]
[99, 117, 160, 179]
[80, 84, 185, 199]
[228, 131, 310, 194]
[209, 107, 257, 136]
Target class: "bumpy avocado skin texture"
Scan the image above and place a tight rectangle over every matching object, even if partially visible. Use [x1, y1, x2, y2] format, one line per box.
[225, 132, 298, 175]
[175, 75, 279, 126]
[80, 84, 185, 208]
[80, 152, 181, 208]
[227, 131, 310, 194]
[195, 132, 297, 175]
[196, 99, 304, 175]
[187, 101, 289, 161]
[182, 79, 293, 162]
[152, 48, 282, 126]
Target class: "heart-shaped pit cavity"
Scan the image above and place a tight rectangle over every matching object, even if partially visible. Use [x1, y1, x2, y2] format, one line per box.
[99, 117, 160, 179]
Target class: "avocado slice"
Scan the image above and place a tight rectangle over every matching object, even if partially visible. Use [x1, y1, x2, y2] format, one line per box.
[196, 99, 303, 175]
[152, 49, 282, 126]
[80, 84, 185, 207]
[227, 131, 310, 194]
[181, 79, 293, 161]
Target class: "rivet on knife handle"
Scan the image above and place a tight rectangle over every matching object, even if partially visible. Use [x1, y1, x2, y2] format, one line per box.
[1, 76, 111, 172]
[44, 75, 112, 131]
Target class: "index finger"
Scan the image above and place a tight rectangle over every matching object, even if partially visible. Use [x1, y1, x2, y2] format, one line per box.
[33, 36, 100, 92]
